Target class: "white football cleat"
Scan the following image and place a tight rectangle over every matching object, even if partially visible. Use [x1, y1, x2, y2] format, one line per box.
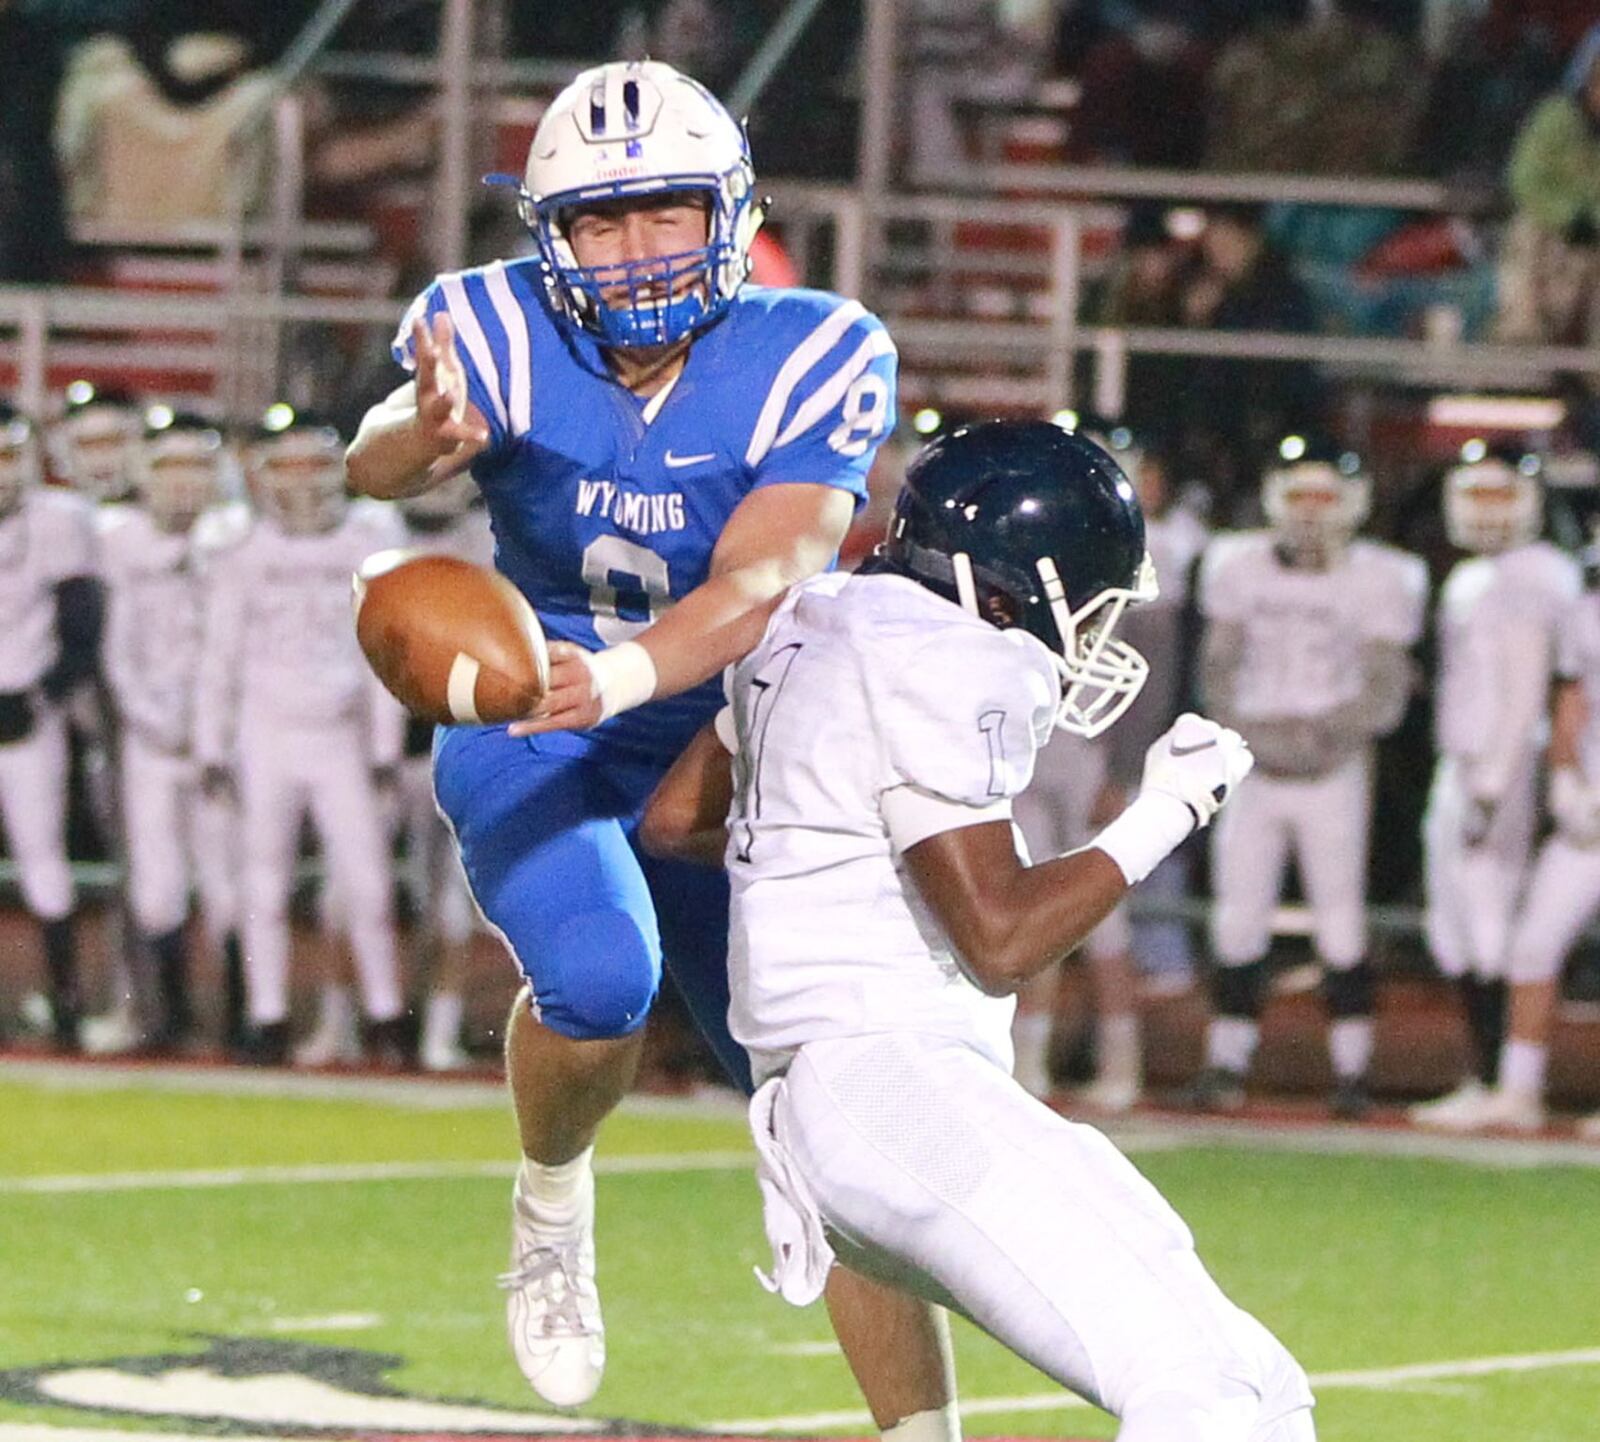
[1078, 1075, 1141, 1114]
[292, 1016, 362, 1068]
[81, 1003, 143, 1056]
[420, 1038, 471, 1073]
[501, 1158, 604, 1408]
[1409, 1079, 1491, 1131]
[1477, 1087, 1544, 1134]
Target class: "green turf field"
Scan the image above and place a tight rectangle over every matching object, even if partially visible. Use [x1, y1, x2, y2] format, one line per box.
[2, 1064, 1598, 1442]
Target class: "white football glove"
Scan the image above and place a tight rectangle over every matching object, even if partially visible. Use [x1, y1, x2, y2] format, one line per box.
[1551, 766, 1600, 848]
[1142, 713, 1254, 829]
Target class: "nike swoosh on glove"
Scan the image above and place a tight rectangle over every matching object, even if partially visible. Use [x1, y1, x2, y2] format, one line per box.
[1141, 712, 1254, 828]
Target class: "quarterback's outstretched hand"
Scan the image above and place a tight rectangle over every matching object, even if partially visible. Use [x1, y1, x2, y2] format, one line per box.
[1141, 713, 1253, 829]
[411, 312, 490, 463]
[508, 640, 658, 737]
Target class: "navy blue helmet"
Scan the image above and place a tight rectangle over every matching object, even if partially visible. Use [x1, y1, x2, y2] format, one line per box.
[878, 418, 1156, 737]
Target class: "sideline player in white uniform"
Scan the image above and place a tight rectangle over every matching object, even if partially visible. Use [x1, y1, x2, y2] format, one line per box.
[1195, 443, 1426, 1117]
[194, 407, 408, 1066]
[395, 473, 496, 1070]
[1011, 426, 1207, 1109]
[644, 421, 1312, 1442]
[1412, 456, 1581, 1129]
[0, 400, 103, 1050]
[99, 411, 244, 1050]
[49, 381, 143, 1052]
[1465, 571, 1600, 1132]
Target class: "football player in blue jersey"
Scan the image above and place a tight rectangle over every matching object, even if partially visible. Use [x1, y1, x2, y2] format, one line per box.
[347, 59, 959, 1440]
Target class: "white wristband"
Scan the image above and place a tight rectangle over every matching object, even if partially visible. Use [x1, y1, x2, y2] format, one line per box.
[588, 641, 658, 722]
[1089, 791, 1195, 886]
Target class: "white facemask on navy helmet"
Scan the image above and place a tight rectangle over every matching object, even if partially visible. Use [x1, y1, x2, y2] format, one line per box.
[1263, 456, 1370, 563]
[134, 410, 231, 533]
[246, 406, 348, 536]
[51, 387, 141, 502]
[494, 60, 762, 350]
[1445, 457, 1541, 554]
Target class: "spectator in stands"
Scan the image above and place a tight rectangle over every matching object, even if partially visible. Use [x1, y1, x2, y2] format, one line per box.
[55, 29, 275, 227]
[1497, 23, 1600, 345]
[1205, 0, 1424, 177]
[1173, 204, 1322, 515]
[1069, 0, 1213, 169]
[1093, 205, 1193, 437]
[0, 0, 71, 282]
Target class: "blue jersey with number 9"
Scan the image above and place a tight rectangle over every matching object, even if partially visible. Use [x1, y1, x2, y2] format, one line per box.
[393, 262, 897, 759]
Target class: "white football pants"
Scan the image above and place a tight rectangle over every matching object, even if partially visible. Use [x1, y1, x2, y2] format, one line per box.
[399, 752, 479, 946]
[1210, 753, 1371, 969]
[1506, 835, 1600, 984]
[120, 733, 238, 939]
[1423, 754, 1538, 979]
[767, 1032, 1315, 1440]
[0, 708, 74, 921]
[1014, 731, 1132, 962]
[237, 714, 400, 1026]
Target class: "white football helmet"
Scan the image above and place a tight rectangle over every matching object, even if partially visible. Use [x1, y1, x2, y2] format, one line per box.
[1445, 457, 1540, 553]
[1263, 454, 1370, 563]
[245, 406, 348, 536]
[498, 60, 762, 348]
[0, 401, 40, 518]
[399, 470, 479, 531]
[133, 410, 230, 534]
[50, 383, 141, 502]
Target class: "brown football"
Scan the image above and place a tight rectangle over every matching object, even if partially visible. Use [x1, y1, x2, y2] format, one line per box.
[352, 550, 550, 725]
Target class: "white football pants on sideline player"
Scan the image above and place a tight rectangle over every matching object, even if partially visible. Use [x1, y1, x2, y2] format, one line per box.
[120, 733, 238, 939]
[764, 1032, 1315, 1441]
[1506, 835, 1600, 984]
[0, 708, 74, 921]
[1210, 754, 1371, 969]
[1423, 753, 1539, 979]
[237, 714, 401, 1027]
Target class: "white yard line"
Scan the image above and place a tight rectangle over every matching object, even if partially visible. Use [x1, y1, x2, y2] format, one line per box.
[706, 1346, 1600, 1433]
[0, 1151, 755, 1196]
[265, 1314, 382, 1333]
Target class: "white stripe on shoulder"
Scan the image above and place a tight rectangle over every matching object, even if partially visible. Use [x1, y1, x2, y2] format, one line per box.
[482, 261, 533, 436]
[439, 273, 510, 434]
[744, 299, 867, 468]
[771, 328, 895, 452]
[393, 289, 431, 367]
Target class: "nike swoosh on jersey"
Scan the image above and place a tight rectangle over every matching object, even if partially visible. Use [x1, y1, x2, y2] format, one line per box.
[664, 450, 716, 469]
[1169, 739, 1218, 757]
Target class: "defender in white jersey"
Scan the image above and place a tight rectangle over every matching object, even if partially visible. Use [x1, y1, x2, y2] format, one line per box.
[0, 401, 103, 1050]
[398, 474, 496, 1071]
[100, 412, 245, 1051]
[1195, 445, 1426, 1117]
[646, 422, 1311, 1442]
[1012, 428, 1208, 1109]
[194, 408, 408, 1066]
[1413, 457, 1581, 1130]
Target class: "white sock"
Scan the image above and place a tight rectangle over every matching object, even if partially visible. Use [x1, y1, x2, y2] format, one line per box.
[1329, 1018, 1374, 1083]
[1011, 1011, 1053, 1096]
[1207, 1017, 1257, 1075]
[882, 1403, 961, 1442]
[317, 985, 356, 1035]
[423, 990, 464, 1051]
[1499, 1039, 1547, 1099]
[1095, 1012, 1141, 1089]
[517, 1146, 594, 1224]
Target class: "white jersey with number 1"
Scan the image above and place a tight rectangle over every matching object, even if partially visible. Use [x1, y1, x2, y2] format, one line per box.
[723, 570, 1060, 1086]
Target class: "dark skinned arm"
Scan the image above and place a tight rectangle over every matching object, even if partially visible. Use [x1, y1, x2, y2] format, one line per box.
[639, 718, 737, 867]
[901, 819, 1129, 997]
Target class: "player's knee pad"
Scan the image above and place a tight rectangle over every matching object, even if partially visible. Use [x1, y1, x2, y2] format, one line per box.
[526, 909, 660, 1041]
[1322, 959, 1375, 1019]
[17, 857, 74, 923]
[1210, 958, 1268, 1019]
[1313, 906, 1365, 972]
[1211, 903, 1273, 970]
